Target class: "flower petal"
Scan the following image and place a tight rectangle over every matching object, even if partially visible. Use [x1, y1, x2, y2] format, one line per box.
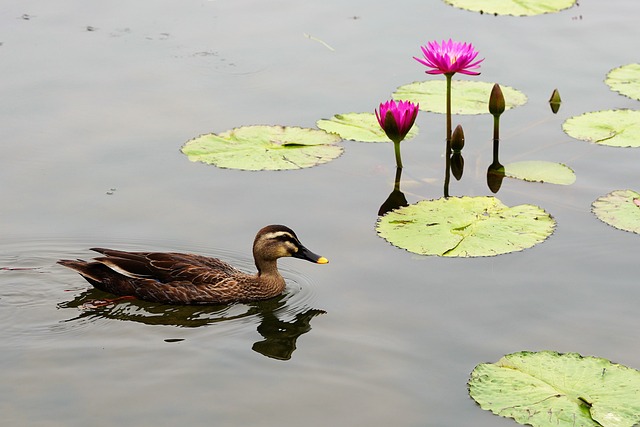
[414, 39, 483, 76]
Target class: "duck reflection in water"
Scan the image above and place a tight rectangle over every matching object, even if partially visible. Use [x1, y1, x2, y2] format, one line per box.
[58, 289, 325, 361]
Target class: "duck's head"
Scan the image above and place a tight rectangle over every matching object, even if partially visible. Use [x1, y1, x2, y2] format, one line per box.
[253, 225, 329, 267]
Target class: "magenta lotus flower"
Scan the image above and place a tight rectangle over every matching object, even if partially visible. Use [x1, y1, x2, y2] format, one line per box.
[414, 39, 483, 76]
[375, 100, 419, 144]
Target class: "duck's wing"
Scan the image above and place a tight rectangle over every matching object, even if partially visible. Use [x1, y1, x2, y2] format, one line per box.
[90, 248, 244, 285]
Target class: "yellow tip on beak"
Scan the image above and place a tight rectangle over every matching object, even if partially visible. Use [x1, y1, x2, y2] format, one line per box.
[316, 257, 329, 264]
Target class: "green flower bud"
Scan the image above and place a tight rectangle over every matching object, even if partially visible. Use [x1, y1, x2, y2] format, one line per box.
[549, 88, 561, 114]
[451, 124, 465, 153]
[450, 152, 464, 181]
[489, 83, 505, 117]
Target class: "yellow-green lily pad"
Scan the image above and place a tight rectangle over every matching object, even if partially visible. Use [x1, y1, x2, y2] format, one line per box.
[469, 351, 640, 427]
[316, 112, 419, 142]
[443, 0, 576, 16]
[606, 63, 640, 101]
[181, 125, 343, 171]
[376, 196, 555, 257]
[592, 189, 640, 234]
[562, 110, 640, 148]
[505, 161, 576, 185]
[393, 81, 527, 115]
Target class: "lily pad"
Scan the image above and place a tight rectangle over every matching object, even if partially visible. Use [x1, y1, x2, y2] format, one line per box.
[562, 110, 640, 148]
[606, 63, 640, 101]
[393, 81, 527, 115]
[443, 0, 576, 16]
[592, 189, 640, 234]
[181, 125, 343, 171]
[505, 161, 576, 185]
[316, 112, 419, 142]
[376, 196, 555, 257]
[469, 351, 640, 427]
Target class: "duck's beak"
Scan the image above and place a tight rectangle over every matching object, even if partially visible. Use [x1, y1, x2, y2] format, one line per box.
[293, 245, 329, 264]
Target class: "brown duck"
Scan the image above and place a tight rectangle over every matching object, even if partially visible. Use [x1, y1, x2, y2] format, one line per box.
[58, 225, 328, 305]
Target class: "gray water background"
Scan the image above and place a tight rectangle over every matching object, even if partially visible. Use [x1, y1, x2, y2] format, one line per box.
[1, 1, 639, 426]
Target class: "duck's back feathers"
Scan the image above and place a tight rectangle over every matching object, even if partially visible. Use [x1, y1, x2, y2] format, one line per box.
[90, 248, 241, 281]
[59, 249, 253, 304]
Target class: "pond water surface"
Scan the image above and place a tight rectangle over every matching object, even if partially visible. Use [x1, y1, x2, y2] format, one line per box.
[2, 1, 640, 426]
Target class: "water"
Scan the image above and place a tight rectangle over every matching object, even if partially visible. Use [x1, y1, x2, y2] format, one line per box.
[1, 1, 640, 426]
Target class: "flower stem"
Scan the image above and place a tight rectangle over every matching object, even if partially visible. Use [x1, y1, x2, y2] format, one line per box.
[393, 141, 403, 169]
[493, 114, 500, 162]
[444, 73, 453, 198]
[394, 166, 402, 191]
[446, 74, 453, 141]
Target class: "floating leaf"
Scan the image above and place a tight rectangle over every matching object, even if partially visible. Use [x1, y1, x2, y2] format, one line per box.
[606, 63, 640, 101]
[316, 112, 419, 142]
[443, 0, 576, 16]
[592, 189, 640, 234]
[469, 351, 640, 427]
[505, 161, 576, 185]
[563, 110, 640, 148]
[181, 125, 343, 171]
[393, 81, 527, 115]
[376, 196, 555, 257]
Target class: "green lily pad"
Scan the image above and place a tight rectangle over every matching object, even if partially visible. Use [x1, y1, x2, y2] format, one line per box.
[505, 161, 576, 185]
[469, 351, 640, 427]
[393, 81, 527, 115]
[181, 125, 343, 171]
[443, 0, 576, 16]
[376, 196, 555, 257]
[606, 63, 640, 101]
[562, 110, 640, 148]
[592, 189, 640, 234]
[316, 112, 419, 142]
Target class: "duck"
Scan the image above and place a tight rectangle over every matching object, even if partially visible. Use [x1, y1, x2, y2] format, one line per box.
[57, 225, 328, 305]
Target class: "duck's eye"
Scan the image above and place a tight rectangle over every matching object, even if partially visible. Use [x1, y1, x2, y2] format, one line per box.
[272, 240, 297, 258]
[282, 240, 298, 253]
[272, 232, 298, 245]
[263, 231, 300, 254]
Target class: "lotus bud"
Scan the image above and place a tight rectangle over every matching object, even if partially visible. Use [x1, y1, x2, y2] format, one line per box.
[451, 124, 465, 153]
[450, 152, 464, 181]
[549, 88, 561, 114]
[487, 161, 505, 193]
[489, 83, 505, 117]
[375, 100, 419, 144]
[382, 110, 401, 143]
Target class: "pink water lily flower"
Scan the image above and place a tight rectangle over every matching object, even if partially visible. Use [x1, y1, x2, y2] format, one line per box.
[414, 39, 483, 76]
[375, 100, 419, 144]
